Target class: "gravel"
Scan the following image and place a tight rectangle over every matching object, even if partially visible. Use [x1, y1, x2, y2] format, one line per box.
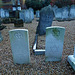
[0, 16, 75, 75]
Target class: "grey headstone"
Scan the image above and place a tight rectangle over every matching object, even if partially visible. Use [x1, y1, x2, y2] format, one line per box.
[36, 10, 40, 18]
[9, 29, 30, 64]
[36, 5, 54, 35]
[0, 32, 3, 42]
[19, 10, 25, 22]
[68, 46, 75, 70]
[45, 26, 65, 61]
[62, 6, 69, 20]
[69, 5, 75, 19]
[24, 9, 32, 23]
[29, 8, 34, 20]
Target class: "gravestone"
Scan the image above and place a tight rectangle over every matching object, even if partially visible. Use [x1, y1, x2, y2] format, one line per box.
[36, 10, 40, 18]
[19, 10, 25, 22]
[45, 26, 65, 61]
[0, 32, 3, 42]
[24, 9, 32, 23]
[1, 9, 5, 18]
[14, 19, 23, 27]
[68, 46, 75, 70]
[69, 5, 75, 19]
[36, 5, 54, 35]
[54, 8, 62, 20]
[5, 10, 9, 18]
[62, 6, 69, 20]
[9, 29, 30, 64]
[29, 8, 34, 20]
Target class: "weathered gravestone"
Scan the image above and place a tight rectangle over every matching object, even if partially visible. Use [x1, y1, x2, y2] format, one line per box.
[0, 32, 3, 42]
[24, 9, 32, 23]
[1, 8, 5, 18]
[45, 26, 65, 61]
[29, 8, 34, 20]
[69, 5, 75, 19]
[68, 46, 75, 70]
[19, 10, 25, 22]
[9, 29, 30, 64]
[36, 10, 40, 18]
[36, 5, 54, 35]
[62, 6, 69, 20]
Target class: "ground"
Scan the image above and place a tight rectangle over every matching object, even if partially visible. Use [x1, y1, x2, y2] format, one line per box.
[0, 16, 75, 75]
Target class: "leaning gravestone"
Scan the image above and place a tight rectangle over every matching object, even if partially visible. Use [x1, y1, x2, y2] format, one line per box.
[36, 10, 40, 18]
[69, 5, 75, 19]
[68, 46, 75, 70]
[62, 6, 69, 20]
[36, 5, 54, 35]
[9, 29, 30, 64]
[45, 26, 65, 61]
[19, 10, 25, 22]
[24, 9, 32, 23]
[29, 8, 34, 20]
[0, 32, 3, 42]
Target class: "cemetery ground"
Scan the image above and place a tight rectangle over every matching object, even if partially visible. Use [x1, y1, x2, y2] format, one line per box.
[0, 16, 75, 75]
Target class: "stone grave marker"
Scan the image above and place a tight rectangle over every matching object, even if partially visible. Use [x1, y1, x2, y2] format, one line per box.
[0, 32, 3, 42]
[62, 6, 69, 20]
[1, 8, 5, 18]
[45, 26, 65, 61]
[5, 10, 9, 18]
[19, 10, 25, 22]
[54, 8, 62, 20]
[9, 29, 30, 64]
[29, 8, 34, 20]
[68, 46, 75, 70]
[14, 19, 23, 27]
[24, 9, 32, 23]
[69, 5, 75, 19]
[36, 10, 40, 18]
[36, 5, 54, 35]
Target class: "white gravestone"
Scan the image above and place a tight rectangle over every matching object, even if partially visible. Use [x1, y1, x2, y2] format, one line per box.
[36, 10, 40, 18]
[69, 5, 75, 19]
[62, 6, 69, 20]
[68, 46, 75, 70]
[24, 9, 32, 23]
[9, 29, 30, 64]
[29, 8, 34, 20]
[45, 26, 65, 61]
[19, 10, 25, 22]
[54, 8, 62, 20]
[5, 10, 9, 18]
[1, 9, 5, 18]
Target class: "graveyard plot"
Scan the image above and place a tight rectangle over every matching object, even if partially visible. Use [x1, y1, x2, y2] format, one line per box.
[0, 15, 75, 74]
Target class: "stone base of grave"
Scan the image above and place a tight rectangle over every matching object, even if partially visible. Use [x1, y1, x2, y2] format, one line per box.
[2, 18, 10, 24]
[14, 19, 23, 27]
[34, 49, 45, 55]
[68, 55, 75, 70]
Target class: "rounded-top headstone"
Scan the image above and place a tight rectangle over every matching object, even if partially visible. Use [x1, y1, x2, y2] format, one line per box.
[36, 5, 54, 35]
